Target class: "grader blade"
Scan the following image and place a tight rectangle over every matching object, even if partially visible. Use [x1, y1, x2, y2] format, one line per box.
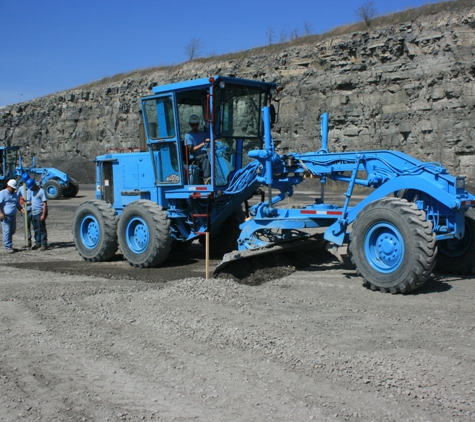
[213, 236, 330, 276]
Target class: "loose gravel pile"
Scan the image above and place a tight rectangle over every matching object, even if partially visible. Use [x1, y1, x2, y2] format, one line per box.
[0, 186, 474, 421]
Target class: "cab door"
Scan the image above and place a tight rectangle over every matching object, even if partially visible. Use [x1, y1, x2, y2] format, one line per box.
[141, 93, 184, 186]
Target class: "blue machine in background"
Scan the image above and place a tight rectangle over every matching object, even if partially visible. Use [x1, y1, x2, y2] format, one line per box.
[0, 146, 79, 199]
[72, 76, 475, 294]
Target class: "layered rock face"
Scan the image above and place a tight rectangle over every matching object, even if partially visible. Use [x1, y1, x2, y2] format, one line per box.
[1, 7, 474, 184]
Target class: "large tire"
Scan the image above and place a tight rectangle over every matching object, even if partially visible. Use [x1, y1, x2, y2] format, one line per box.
[73, 200, 118, 261]
[349, 198, 437, 294]
[44, 179, 63, 200]
[435, 208, 475, 275]
[63, 178, 79, 197]
[118, 200, 172, 268]
[199, 207, 245, 257]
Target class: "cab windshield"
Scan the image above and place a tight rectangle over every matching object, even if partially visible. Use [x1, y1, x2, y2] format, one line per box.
[214, 84, 266, 139]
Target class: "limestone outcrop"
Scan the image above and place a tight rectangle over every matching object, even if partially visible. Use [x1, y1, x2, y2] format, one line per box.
[1, 6, 474, 185]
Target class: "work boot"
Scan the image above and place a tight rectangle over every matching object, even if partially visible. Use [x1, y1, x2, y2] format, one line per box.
[31, 244, 41, 250]
[6, 248, 14, 254]
[38, 245, 48, 251]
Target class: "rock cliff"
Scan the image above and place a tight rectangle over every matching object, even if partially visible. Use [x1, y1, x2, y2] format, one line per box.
[1, 4, 474, 185]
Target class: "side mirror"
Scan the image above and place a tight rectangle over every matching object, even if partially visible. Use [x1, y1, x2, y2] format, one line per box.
[205, 94, 214, 124]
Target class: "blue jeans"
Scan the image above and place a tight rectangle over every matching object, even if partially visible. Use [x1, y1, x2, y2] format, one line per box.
[194, 154, 210, 178]
[31, 213, 47, 247]
[1, 214, 17, 250]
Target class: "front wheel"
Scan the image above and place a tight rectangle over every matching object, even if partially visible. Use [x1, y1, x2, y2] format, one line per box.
[118, 200, 172, 268]
[349, 198, 437, 294]
[44, 179, 63, 200]
[73, 200, 118, 261]
[435, 208, 475, 275]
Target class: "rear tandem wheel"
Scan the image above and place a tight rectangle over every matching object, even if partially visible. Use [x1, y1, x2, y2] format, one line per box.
[118, 200, 172, 268]
[73, 200, 119, 261]
[349, 198, 437, 294]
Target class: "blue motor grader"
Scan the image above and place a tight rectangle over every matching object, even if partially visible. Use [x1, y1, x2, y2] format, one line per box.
[72, 76, 475, 293]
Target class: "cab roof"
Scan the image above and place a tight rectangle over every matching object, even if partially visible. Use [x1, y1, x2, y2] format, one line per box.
[150, 76, 277, 95]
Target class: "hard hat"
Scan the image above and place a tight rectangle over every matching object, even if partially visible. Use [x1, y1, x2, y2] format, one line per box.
[189, 114, 200, 124]
[26, 178, 36, 189]
[21, 173, 30, 182]
[7, 179, 18, 190]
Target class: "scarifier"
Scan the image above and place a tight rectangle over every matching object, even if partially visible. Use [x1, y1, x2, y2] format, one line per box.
[72, 76, 475, 293]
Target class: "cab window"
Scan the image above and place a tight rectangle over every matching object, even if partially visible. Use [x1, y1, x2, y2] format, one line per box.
[143, 96, 175, 139]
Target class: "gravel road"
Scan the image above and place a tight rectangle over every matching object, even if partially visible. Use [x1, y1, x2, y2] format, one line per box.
[1, 186, 474, 421]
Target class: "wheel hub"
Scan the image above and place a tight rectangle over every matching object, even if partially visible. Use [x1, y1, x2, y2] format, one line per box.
[126, 217, 150, 253]
[378, 235, 399, 261]
[132, 225, 148, 248]
[365, 223, 404, 272]
[87, 223, 99, 243]
[81, 216, 99, 248]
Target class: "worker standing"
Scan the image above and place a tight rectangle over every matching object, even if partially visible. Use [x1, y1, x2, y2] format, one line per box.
[26, 178, 48, 250]
[18, 174, 33, 248]
[0, 179, 24, 253]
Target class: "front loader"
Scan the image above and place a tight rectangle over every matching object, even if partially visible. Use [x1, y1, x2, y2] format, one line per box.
[72, 76, 475, 293]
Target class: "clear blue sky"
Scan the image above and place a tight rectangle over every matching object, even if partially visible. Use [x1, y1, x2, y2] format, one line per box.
[0, 0, 442, 107]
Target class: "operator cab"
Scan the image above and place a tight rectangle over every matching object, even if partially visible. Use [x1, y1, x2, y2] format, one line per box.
[140, 76, 278, 189]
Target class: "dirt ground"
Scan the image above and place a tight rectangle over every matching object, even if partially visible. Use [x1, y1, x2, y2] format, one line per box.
[1, 185, 475, 421]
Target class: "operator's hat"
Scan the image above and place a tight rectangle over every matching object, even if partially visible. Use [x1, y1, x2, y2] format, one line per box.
[7, 179, 18, 190]
[189, 114, 200, 124]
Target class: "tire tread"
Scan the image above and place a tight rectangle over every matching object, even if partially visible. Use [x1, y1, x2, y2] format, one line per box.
[349, 198, 436, 294]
